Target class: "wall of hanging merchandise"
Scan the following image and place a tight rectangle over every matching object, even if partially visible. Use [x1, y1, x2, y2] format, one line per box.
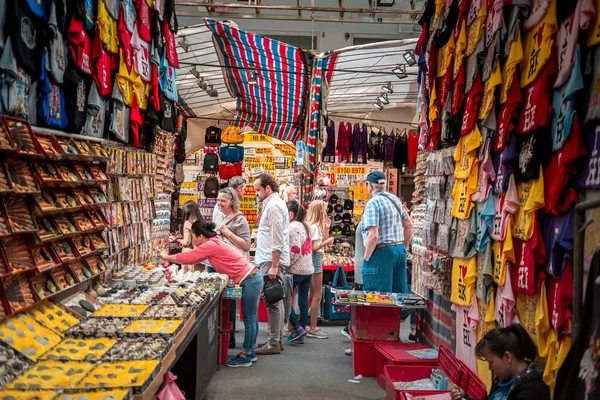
[320, 120, 420, 171]
[0, 117, 112, 318]
[413, 0, 600, 392]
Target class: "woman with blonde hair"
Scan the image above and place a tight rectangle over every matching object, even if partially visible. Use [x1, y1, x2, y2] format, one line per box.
[279, 183, 298, 203]
[305, 200, 334, 338]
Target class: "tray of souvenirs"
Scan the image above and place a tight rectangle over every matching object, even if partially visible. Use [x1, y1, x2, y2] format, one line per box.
[49, 265, 78, 292]
[72, 211, 97, 233]
[31, 244, 61, 272]
[50, 239, 80, 263]
[33, 161, 66, 185]
[68, 261, 96, 286]
[333, 289, 427, 309]
[140, 304, 191, 321]
[5, 158, 39, 194]
[72, 163, 97, 184]
[102, 336, 171, 362]
[2, 274, 37, 314]
[61, 291, 104, 319]
[0, 340, 34, 389]
[25, 300, 80, 334]
[89, 165, 110, 182]
[42, 337, 117, 362]
[121, 319, 183, 337]
[1, 236, 35, 273]
[72, 236, 96, 257]
[90, 143, 111, 159]
[53, 215, 80, 237]
[76, 360, 160, 394]
[7, 360, 95, 390]
[55, 389, 131, 400]
[0, 391, 56, 400]
[0, 313, 62, 361]
[66, 318, 132, 339]
[35, 216, 62, 242]
[35, 132, 64, 160]
[0, 162, 13, 194]
[91, 304, 148, 318]
[87, 209, 109, 229]
[3, 195, 37, 234]
[88, 187, 109, 205]
[85, 256, 107, 276]
[55, 164, 81, 186]
[0, 198, 10, 238]
[4, 117, 43, 158]
[73, 188, 96, 208]
[0, 118, 16, 153]
[30, 271, 63, 300]
[54, 137, 81, 158]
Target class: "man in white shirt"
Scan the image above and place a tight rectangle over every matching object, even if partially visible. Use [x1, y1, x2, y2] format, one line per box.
[253, 173, 290, 355]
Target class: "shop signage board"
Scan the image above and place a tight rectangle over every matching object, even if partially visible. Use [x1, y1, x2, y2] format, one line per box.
[334, 165, 367, 187]
[296, 141, 304, 165]
[197, 199, 217, 221]
[244, 133, 272, 143]
[179, 182, 199, 204]
[245, 148, 256, 157]
[275, 144, 296, 156]
[255, 147, 273, 155]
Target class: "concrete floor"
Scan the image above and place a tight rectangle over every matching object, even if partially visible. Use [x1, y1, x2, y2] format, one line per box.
[202, 320, 412, 400]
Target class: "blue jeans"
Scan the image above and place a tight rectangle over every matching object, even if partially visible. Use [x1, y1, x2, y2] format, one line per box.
[240, 271, 264, 355]
[289, 274, 312, 330]
[363, 244, 407, 293]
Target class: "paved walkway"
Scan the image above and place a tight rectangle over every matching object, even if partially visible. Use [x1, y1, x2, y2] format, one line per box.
[203, 321, 411, 400]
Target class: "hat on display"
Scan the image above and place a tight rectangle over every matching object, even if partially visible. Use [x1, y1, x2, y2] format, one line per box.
[329, 194, 339, 204]
[342, 213, 352, 224]
[327, 204, 333, 214]
[333, 214, 343, 223]
[364, 171, 387, 184]
[330, 225, 343, 235]
[334, 204, 344, 213]
[344, 199, 354, 210]
[342, 224, 353, 237]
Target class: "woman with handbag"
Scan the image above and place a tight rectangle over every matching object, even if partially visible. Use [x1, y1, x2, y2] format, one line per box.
[216, 187, 251, 350]
[178, 201, 203, 271]
[305, 200, 335, 339]
[158, 219, 263, 368]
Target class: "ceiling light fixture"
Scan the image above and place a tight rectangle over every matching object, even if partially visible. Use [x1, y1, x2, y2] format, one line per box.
[197, 77, 208, 91]
[378, 92, 389, 105]
[392, 64, 407, 79]
[382, 82, 393, 94]
[206, 85, 219, 97]
[190, 66, 200, 79]
[178, 37, 189, 52]
[403, 50, 417, 67]
[373, 100, 384, 110]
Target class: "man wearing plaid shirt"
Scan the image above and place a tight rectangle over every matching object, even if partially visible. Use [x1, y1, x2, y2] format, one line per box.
[361, 171, 413, 293]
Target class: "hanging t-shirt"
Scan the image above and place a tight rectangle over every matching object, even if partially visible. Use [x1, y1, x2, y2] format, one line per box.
[452, 301, 479, 373]
[92, 31, 115, 98]
[475, 296, 496, 391]
[67, 15, 93, 76]
[525, 0, 553, 30]
[461, 76, 483, 135]
[495, 266, 516, 328]
[465, 33, 485, 95]
[476, 242, 494, 302]
[466, 0, 486, 57]
[516, 131, 552, 182]
[517, 53, 557, 134]
[520, 0, 557, 87]
[491, 175, 520, 241]
[511, 219, 547, 296]
[0, 37, 32, 121]
[117, 48, 144, 107]
[38, 48, 69, 129]
[97, 0, 119, 54]
[131, 23, 151, 82]
[492, 218, 515, 286]
[162, 19, 179, 68]
[536, 279, 554, 362]
[485, 0, 503, 48]
[452, 170, 479, 220]
[585, 45, 600, 122]
[75, 0, 95, 34]
[540, 211, 569, 279]
[158, 91, 176, 133]
[544, 334, 571, 395]
[137, 0, 152, 42]
[479, 58, 502, 121]
[547, 260, 573, 333]
[472, 139, 496, 203]
[493, 132, 519, 195]
[121, 0, 136, 33]
[159, 47, 178, 102]
[102, 0, 119, 20]
[453, 18, 467, 80]
[129, 93, 143, 148]
[495, 75, 523, 151]
[450, 214, 478, 259]
[63, 64, 87, 132]
[551, 46, 584, 151]
[514, 172, 545, 241]
[476, 194, 495, 252]
[47, 1, 66, 84]
[500, 29, 523, 105]
[81, 81, 108, 139]
[554, 0, 590, 88]
[544, 117, 587, 214]
[117, 7, 133, 73]
[455, 125, 482, 179]
[8, 0, 42, 78]
[164, 0, 178, 33]
[576, 124, 600, 189]
[516, 292, 540, 345]
[451, 256, 477, 306]
[109, 79, 130, 143]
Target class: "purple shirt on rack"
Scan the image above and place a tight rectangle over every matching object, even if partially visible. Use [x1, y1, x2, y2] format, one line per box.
[383, 131, 395, 163]
[352, 123, 368, 164]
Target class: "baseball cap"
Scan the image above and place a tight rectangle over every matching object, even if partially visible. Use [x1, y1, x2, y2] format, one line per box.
[327, 204, 333, 214]
[342, 224, 353, 237]
[343, 199, 354, 210]
[342, 213, 352, 224]
[330, 225, 343, 235]
[328, 194, 339, 204]
[364, 171, 386, 184]
[333, 214, 343, 223]
[334, 204, 344, 213]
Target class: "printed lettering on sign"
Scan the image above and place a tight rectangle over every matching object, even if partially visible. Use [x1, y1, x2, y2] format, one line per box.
[585, 127, 600, 187]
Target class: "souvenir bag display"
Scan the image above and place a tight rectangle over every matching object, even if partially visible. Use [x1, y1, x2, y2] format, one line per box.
[219, 145, 244, 163]
[218, 163, 242, 180]
[204, 177, 219, 198]
[203, 152, 219, 173]
[205, 126, 221, 147]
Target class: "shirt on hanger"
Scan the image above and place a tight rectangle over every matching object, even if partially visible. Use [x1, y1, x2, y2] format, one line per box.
[92, 29, 115, 98]
[466, 0, 486, 57]
[495, 266, 516, 327]
[437, 33, 455, 78]
[454, 125, 482, 179]
[536, 280, 554, 359]
[472, 138, 496, 203]
[517, 52, 557, 134]
[450, 214, 478, 259]
[520, 0, 557, 87]
[476, 241, 494, 302]
[97, 0, 119, 54]
[67, 15, 93, 76]
[476, 194, 495, 252]
[547, 259, 573, 333]
[452, 301, 479, 373]
[131, 23, 151, 82]
[492, 218, 515, 286]
[500, 30, 523, 105]
[479, 61, 502, 121]
[493, 131, 519, 195]
[461, 76, 483, 135]
[451, 256, 477, 306]
[453, 17, 467, 80]
[525, 0, 553, 31]
[137, 0, 152, 42]
[576, 124, 600, 189]
[516, 130, 552, 182]
[81, 81, 108, 139]
[511, 218, 547, 296]
[514, 167, 545, 240]
[118, 7, 133, 73]
[495, 75, 523, 151]
[452, 169, 479, 219]
[475, 296, 496, 391]
[491, 175, 520, 241]
[516, 292, 540, 345]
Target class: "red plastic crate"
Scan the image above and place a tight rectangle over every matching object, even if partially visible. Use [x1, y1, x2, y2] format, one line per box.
[351, 305, 401, 341]
[374, 342, 438, 389]
[350, 328, 380, 377]
[220, 321, 233, 364]
[238, 297, 269, 323]
[384, 365, 440, 400]
[399, 390, 451, 400]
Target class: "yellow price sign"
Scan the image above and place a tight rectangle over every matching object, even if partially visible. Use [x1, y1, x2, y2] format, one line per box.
[255, 147, 273, 155]
[244, 134, 272, 143]
[245, 162, 275, 171]
[264, 155, 274, 163]
[275, 144, 296, 156]
[334, 165, 367, 175]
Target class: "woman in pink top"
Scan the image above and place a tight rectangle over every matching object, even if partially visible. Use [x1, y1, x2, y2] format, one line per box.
[159, 219, 263, 368]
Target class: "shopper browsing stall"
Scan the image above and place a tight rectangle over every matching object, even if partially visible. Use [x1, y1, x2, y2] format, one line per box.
[212, 177, 246, 226]
[178, 201, 203, 272]
[361, 171, 413, 293]
[451, 324, 549, 400]
[253, 173, 290, 355]
[306, 200, 335, 339]
[158, 220, 263, 368]
[285, 200, 314, 344]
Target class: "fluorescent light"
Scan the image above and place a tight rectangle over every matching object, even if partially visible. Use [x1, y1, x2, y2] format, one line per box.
[403, 50, 416, 67]
[382, 82, 393, 93]
[392, 64, 407, 79]
[378, 93, 389, 105]
[373, 100, 383, 110]
[178, 37, 189, 52]
[190, 66, 200, 79]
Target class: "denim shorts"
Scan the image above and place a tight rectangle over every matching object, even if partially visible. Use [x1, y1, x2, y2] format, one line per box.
[312, 252, 323, 274]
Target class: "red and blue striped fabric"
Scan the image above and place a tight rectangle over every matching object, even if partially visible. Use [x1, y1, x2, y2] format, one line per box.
[205, 19, 312, 143]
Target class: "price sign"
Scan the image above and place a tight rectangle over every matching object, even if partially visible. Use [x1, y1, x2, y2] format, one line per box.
[256, 147, 273, 155]
[275, 144, 296, 156]
[245, 162, 275, 171]
[251, 166, 264, 175]
[245, 148, 256, 156]
[326, 173, 337, 186]
[264, 155, 274, 163]
[244, 133, 272, 143]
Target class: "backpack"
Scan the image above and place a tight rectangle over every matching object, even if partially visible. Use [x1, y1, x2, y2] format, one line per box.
[204, 177, 219, 198]
[203, 152, 219, 172]
[205, 126, 221, 147]
[219, 145, 244, 163]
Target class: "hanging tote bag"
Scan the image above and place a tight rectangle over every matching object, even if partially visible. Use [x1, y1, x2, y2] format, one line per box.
[221, 125, 245, 144]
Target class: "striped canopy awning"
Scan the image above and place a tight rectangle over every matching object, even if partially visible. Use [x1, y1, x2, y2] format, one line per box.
[205, 19, 312, 143]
